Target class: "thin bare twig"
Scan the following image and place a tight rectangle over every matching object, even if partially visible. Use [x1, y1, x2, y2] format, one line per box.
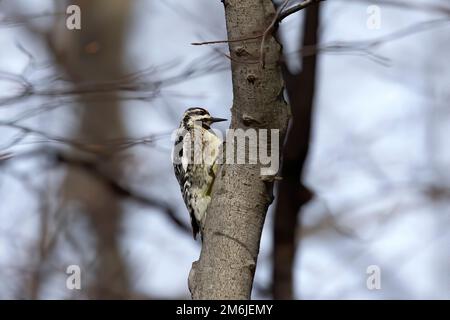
[277, 0, 324, 23]
[54, 152, 191, 234]
[260, 0, 291, 68]
[191, 34, 263, 46]
[0, 11, 65, 28]
[0, 121, 171, 156]
[294, 17, 450, 66]
[0, 148, 192, 234]
[190, 0, 322, 53]
[340, 0, 450, 17]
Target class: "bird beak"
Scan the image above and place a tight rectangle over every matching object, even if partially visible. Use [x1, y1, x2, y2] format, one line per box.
[210, 117, 227, 123]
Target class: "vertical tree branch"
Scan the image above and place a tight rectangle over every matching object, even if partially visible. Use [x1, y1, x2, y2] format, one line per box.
[189, 0, 290, 299]
[50, 0, 132, 299]
[272, 3, 321, 299]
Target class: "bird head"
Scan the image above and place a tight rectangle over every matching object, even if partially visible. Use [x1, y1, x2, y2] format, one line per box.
[181, 107, 227, 129]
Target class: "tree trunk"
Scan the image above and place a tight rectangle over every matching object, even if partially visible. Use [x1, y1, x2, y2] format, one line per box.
[272, 3, 320, 299]
[189, 0, 290, 299]
[50, 0, 132, 299]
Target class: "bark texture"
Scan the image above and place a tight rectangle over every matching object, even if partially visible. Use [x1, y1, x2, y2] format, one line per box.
[189, 0, 290, 299]
[272, 4, 320, 299]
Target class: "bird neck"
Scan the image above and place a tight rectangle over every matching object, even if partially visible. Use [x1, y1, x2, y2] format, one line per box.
[190, 123, 211, 131]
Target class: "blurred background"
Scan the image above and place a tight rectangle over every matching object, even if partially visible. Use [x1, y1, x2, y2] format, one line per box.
[0, 0, 448, 299]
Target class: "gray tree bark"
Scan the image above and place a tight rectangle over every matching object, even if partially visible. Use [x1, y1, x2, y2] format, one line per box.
[189, 0, 290, 299]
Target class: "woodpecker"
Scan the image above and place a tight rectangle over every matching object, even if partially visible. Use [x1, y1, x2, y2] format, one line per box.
[173, 107, 227, 239]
